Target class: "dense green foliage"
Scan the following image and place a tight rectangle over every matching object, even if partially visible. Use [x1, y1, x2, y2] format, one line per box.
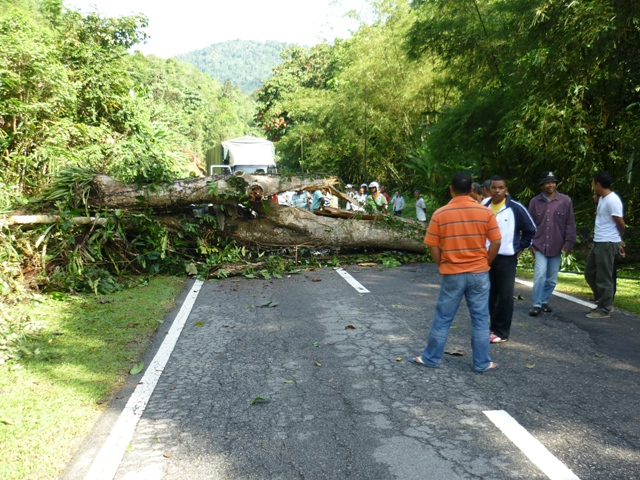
[176, 40, 289, 93]
[256, 0, 639, 223]
[256, 2, 448, 187]
[0, 0, 260, 313]
[0, 0, 257, 198]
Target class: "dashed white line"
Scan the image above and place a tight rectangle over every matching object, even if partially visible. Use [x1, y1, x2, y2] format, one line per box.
[515, 278, 597, 309]
[484, 410, 581, 480]
[84, 280, 204, 480]
[335, 267, 370, 293]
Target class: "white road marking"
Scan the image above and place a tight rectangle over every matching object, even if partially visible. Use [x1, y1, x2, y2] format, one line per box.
[515, 278, 597, 309]
[84, 280, 204, 480]
[335, 267, 370, 293]
[484, 410, 581, 480]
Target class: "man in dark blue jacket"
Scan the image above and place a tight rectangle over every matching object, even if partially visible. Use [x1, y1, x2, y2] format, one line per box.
[483, 176, 537, 343]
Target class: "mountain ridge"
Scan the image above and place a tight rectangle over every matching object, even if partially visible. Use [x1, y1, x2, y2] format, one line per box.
[176, 39, 290, 93]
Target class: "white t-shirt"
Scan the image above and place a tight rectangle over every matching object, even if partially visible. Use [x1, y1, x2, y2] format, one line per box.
[594, 192, 623, 242]
[416, 197, 427, 221]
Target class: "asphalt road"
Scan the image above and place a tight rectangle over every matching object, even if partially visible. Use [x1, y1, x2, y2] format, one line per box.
[64, 263, 640, 480]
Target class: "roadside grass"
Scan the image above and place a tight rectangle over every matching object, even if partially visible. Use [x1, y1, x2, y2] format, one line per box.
[0, 276, 185, 480]
[516, 268, 640, 316]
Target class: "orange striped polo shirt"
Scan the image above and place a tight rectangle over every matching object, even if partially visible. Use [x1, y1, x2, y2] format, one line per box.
[424, 195, 501, 274]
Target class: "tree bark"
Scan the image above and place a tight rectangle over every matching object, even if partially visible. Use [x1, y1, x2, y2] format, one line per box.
[90, 173, 340, 209]
[8, 173, 427, 254]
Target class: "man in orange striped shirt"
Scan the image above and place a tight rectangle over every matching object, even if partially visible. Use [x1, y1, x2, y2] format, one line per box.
[411, 173, 502, 372]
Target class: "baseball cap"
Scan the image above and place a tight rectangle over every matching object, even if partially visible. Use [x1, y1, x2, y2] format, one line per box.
[539, 171, 559, 184]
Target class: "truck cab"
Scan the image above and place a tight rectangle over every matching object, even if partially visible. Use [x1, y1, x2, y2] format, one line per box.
[206, 136, 277, 176]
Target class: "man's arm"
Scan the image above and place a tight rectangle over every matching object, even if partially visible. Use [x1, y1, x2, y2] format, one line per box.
[613, 215, 625, 238]
[488, 239, 501, 266]
[428, 245, 441, 266]
[518, 204, 537, 253]
[563, 200, 577, 253]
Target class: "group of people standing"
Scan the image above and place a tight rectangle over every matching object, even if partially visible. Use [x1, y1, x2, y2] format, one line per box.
[410, 170, 626, 372]
[344, 183, 429, 221]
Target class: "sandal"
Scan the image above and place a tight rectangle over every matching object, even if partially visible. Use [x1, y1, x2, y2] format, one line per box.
[475, 362, 499, 373]
[409, 356, 434, 368]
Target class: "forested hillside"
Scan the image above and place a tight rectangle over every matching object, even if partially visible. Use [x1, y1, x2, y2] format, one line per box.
[0, 0, 257, 201]
[176, 40, 289, 93]
[0, 0, 264, 298]
[257, 1, 639, 224]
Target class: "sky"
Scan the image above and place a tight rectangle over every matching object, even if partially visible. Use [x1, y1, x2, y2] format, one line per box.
[63, 0, 372, 58]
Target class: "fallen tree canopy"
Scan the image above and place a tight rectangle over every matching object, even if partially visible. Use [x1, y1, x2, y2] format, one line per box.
[7, 171, 428, 255]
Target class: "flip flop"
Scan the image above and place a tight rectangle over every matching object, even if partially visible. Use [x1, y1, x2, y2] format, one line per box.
[475, 361, 499, 373]
[409, 356, 434, 368]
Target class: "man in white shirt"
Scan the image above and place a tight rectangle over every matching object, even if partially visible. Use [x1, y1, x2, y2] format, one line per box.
[584, 171, 625, 318]
[414, 190, 427, 222]
[391, 191, 405, 217]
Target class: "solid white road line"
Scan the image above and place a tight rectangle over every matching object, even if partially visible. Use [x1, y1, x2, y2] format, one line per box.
[515, 278, 597, 309]
[484, 410, 581, 480]
[335, 267, 370, 293]
[84, 280, 204, 480]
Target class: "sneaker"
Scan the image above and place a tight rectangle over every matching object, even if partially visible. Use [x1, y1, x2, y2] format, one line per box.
[586, 310, 610, 319]
[541, 304, 552, 313]
[490, 333, 508, 343]
[529, 307, 541, 317]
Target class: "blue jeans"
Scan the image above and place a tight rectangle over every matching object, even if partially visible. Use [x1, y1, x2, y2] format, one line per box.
[421, 272, 492, 371]
[532, 253, 561, 307]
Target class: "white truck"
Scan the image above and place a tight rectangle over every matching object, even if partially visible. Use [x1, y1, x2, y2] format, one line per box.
[205, 136, 277, 175]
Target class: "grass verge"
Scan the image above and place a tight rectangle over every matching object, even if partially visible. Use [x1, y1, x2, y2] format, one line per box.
[0, 276, 186, 480]
[516, 268, 640, 316]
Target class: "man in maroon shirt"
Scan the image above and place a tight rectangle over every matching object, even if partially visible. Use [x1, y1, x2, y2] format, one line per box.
[528, 171, 576, 316]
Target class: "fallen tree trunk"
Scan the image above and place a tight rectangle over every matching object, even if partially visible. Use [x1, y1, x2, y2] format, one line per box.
[2, 215, 108, 227]
[221, 203, 427, 253]
[90, 173, 340, 209]
[10, 173, 427, 254]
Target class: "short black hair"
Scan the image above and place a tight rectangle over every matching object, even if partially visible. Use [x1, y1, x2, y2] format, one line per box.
[593, 171, 612, 189]
[472, 183, 482, 195]
[481, 179, 492, 190]
[451, 172, 472, 194]
[490, 175, 506, 186]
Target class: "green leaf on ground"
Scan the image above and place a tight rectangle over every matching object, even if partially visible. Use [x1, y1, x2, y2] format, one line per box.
[250, 396, 270, 405]
[130, 361, 144, 375]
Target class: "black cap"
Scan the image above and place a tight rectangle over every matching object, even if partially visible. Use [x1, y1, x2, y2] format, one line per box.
[539, 171, 558, 184]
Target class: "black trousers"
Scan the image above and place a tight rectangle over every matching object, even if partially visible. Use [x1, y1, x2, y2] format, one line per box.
[489, 254, 518, 339]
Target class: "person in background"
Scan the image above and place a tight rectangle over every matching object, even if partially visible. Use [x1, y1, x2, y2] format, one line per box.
[328, 189, 339, 208]
[291, 189, 310, 210]
[380, 184, 391, 204]
[345, 184, 357, 211]
[482, 176, 536, 343]
[391, 191, 405, 217]
[366, 182, 388, 213]
[311, 188, 327, 213]
[471, 183, 484, 203]
[353, 186, 367, 212]
[414, 190, 427, 222]
[584, 171, 625, 319]
[481, 180, 492, 201]
[528, 171, 576, 317]
[410, 172, 501, 372]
